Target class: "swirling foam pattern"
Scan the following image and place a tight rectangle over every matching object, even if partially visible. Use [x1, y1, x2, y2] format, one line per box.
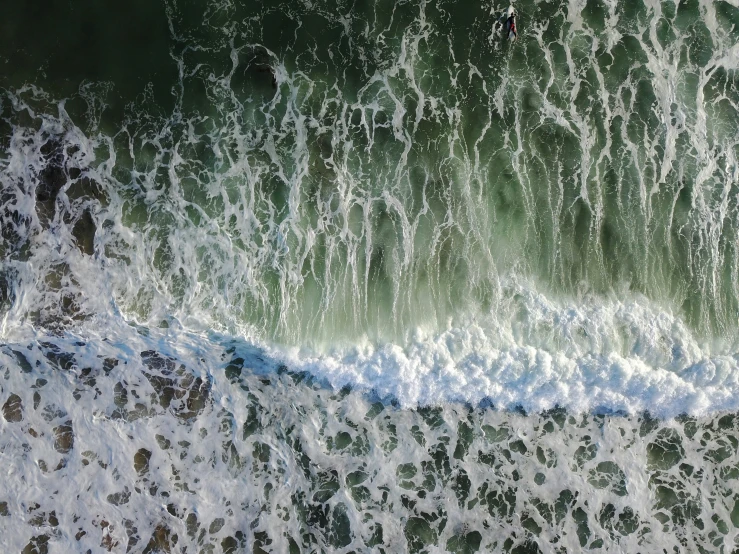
[1, 0, 739, 551]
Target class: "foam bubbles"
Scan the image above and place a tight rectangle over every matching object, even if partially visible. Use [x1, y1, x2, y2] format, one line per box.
[1, 326, 739, 552]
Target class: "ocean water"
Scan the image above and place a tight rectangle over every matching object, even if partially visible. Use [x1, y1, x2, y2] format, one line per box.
[1, 0, 739, 551]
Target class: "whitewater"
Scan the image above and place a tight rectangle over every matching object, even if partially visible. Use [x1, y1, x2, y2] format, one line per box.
[1, 0, 739, 551]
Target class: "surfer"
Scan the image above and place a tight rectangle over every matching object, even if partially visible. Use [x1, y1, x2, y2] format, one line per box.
[498, 6, 518, 41]
[507, 12, 517, 39]
[506, 10, 517, 40]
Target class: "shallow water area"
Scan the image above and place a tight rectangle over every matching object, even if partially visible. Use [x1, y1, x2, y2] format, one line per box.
[2, 328, 739, 553]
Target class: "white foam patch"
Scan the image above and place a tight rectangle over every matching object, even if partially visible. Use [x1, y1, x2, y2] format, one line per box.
[2, 318, 739, 553]
[271, 288, 739, 418]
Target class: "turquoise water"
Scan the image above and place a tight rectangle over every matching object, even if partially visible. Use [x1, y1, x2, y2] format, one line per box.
[1, 0, 739, 551]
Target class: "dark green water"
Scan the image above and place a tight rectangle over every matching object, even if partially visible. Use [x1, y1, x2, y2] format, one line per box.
[5, 0, 739, 343]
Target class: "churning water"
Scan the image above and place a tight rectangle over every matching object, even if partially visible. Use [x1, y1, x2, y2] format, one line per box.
[1, 0, 739, 551]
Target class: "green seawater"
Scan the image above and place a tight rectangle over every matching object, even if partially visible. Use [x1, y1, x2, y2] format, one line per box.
[1, 1, 739, 552]
[2, 0, 738, 346]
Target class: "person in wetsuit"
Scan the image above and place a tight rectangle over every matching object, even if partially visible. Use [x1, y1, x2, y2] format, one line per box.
[507, 12, 517, 39]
